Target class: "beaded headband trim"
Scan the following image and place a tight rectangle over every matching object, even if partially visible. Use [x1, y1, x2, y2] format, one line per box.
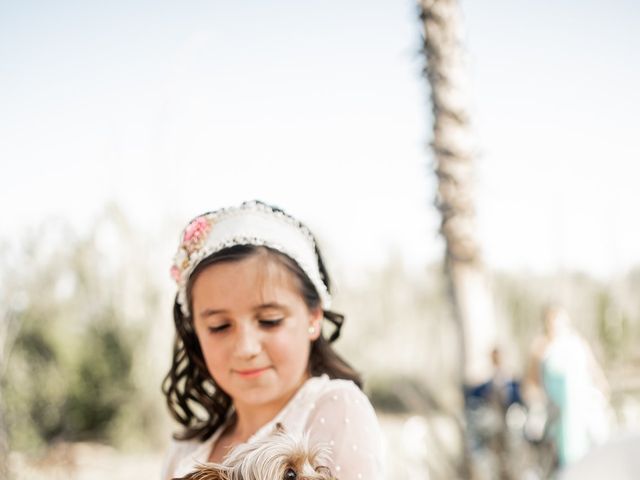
[170, 200, 332, 317]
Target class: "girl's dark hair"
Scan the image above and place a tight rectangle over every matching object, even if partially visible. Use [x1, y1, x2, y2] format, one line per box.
[162, 243, 362, 442]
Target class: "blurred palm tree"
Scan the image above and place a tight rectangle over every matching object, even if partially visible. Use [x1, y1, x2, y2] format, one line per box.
[418, 0, 497, 389]
[418, 0, 499, 477]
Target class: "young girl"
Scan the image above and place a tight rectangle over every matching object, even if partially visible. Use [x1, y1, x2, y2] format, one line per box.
[161, 200, 385, 480]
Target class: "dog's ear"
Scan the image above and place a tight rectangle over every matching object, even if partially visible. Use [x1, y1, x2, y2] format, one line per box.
[173, 464, 229, 480]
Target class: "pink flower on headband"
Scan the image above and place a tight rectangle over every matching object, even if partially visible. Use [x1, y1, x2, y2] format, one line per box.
[170, 265, 181, 282]
[182, 216, 212, 254]
[170, 215, 213, 284]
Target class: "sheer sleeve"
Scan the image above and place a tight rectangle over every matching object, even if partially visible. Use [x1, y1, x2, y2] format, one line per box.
[305, 381, 385, 480]
[160, 439, 181, 480]
[160, 438, 201, 480]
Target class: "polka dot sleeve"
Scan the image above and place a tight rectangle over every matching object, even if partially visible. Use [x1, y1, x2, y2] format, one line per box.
[305, 381, 385, 480]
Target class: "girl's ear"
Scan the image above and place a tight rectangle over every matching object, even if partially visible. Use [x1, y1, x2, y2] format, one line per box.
[308, 307, 323, 341]
[175, 465, 229, 480]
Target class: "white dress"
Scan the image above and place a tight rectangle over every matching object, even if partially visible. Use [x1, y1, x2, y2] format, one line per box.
[161, 374, 385, 480]
[541, 332, 610, 466]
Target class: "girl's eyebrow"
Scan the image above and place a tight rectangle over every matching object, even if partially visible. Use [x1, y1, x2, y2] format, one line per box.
[254, 302, 287, 311]
[199, 308, 227, 317]
[198, 303, 287, 317]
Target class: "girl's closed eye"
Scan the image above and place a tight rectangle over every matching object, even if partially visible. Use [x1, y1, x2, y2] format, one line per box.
[208, 323, 230, 334]
[259, 318, 283, 328]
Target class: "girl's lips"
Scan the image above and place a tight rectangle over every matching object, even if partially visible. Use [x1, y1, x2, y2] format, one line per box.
[234, 367, 270, 378]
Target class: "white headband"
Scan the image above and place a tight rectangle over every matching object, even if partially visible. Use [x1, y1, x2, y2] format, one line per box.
[170, 200, 331, 317]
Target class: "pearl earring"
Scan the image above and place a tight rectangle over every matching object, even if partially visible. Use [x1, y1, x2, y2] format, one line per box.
[308, 326, 316, 335]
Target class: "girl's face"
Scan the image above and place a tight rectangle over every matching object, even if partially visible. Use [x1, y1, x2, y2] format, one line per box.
[191, 253, 322, 412]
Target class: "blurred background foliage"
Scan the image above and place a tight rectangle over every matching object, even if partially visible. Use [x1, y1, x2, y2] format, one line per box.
[2, 206, 640, 467]
[1, 205, 171, 455]
[334, 254, 640, 406]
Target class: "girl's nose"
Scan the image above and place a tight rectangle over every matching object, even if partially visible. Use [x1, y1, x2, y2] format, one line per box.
[234, 324, 262, 358]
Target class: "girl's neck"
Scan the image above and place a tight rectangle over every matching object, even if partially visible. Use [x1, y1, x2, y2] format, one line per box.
[231, 405, 281, 442]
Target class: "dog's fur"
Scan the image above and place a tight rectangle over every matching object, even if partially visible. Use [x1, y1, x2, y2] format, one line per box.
[174, 424, 336, 480]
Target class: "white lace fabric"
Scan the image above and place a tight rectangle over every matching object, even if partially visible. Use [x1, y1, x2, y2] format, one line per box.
[161, 374, 385, 480]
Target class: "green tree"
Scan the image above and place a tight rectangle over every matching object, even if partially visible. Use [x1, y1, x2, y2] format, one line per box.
[1, 205, 167, 455]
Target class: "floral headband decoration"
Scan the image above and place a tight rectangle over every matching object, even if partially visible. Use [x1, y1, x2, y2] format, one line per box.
[171, 200, 332, 317]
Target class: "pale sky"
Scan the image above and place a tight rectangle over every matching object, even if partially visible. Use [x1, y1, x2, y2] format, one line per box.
[2, 0, 639, 281]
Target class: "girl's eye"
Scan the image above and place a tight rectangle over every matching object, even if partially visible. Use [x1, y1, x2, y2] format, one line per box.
[208, 324, 230, 333]
[259, 318, 283, 328]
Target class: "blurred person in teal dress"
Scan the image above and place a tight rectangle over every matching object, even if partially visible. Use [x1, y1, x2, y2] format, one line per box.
[525, 305, 611, 469]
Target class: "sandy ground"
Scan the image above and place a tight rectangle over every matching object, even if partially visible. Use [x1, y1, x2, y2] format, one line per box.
[9, 442, 164, 480]
[7, 415, 433, 480]
[13, 410, 639, 480]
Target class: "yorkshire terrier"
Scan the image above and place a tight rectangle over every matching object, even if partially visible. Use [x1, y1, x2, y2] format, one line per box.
[174, 423, 337, 480]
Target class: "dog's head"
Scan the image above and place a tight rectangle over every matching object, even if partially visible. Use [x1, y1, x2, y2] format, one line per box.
[175, 424, 336, 480]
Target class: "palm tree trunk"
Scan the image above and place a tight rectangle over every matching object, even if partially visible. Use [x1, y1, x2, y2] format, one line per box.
[418, 0, 499, 477]
[418, 0, 496, 390]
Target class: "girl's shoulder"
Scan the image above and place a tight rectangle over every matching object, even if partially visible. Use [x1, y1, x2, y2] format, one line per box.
[303, 376, 386, 480]
[302, 374, 378, 423]
[304, 374, 370, 404]
[280, 374, 376, 430]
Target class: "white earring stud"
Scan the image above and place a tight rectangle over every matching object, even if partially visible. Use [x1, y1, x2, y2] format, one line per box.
[308, 326, 316, 335]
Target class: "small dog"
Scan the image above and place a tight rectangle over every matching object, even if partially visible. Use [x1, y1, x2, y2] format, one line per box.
[175, 423, 337, 480]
